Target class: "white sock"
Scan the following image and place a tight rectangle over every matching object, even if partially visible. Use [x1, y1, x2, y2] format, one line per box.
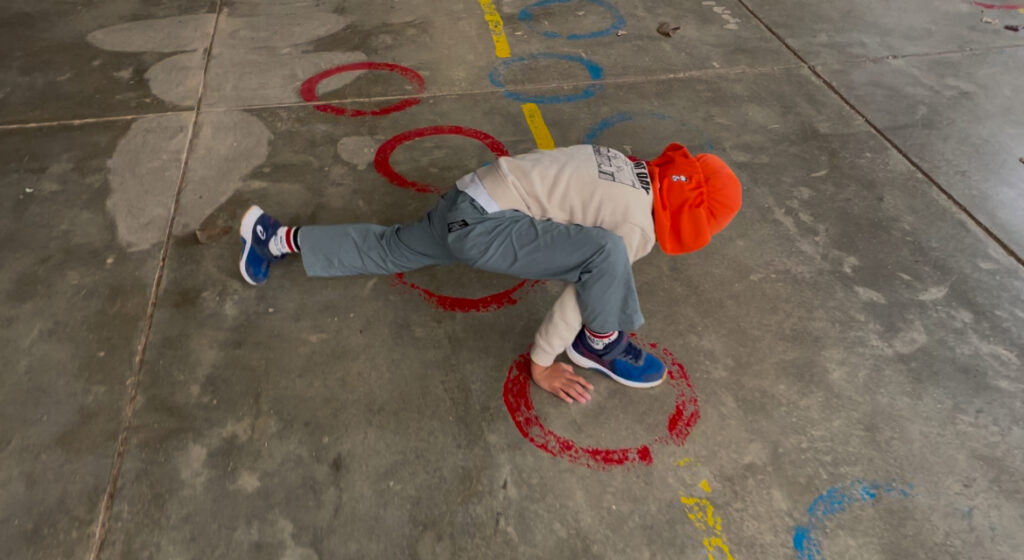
[268, 226, 300, 257]
[585, 328, 618, 349]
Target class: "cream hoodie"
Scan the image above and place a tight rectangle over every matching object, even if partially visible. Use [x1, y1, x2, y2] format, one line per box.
[465, 145, 656, 366]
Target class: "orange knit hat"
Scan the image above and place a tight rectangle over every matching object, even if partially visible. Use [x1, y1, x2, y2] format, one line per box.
[646, 143, 742, 254]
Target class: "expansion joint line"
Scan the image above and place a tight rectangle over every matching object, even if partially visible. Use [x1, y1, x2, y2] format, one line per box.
[734, 0, 1024, 269]
[86, 2, 225, 559]
[0, 111, 196, 131]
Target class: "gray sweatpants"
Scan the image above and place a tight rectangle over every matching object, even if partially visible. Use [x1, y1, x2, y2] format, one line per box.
[299, 189, 643, 333]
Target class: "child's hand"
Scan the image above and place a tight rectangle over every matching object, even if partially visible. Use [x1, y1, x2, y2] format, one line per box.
[530, 360, 594, 404]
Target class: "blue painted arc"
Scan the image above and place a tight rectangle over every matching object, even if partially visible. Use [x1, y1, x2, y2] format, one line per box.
[518, 0, 627, 40]
[582, 111, 670, 144]
[489, 53, 605, 104]
[792, 479, 914, 560]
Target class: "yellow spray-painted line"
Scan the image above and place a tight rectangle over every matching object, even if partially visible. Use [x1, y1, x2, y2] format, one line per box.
[680, 495, 735, 560]
[521, 103, 555, 150]
[477, 0, 511, 58]
[475, 0, 555, 150]
[680, 460, 736, 559]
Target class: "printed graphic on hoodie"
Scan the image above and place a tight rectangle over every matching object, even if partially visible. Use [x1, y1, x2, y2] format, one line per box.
[591, 145, 651, 194]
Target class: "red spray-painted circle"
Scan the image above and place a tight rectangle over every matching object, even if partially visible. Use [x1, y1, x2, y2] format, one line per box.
[374, 125, 510, 194]
[300, 62, 426, 117]
[392, 274, 542, 313]
[972, 1, 1024, 9]
[379, 127, 523, 311]
[502, 336, 700, 470]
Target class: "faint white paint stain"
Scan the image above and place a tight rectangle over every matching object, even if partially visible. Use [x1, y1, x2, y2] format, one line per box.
[948, 307, 974, 325]
[916, 285, 950, 301]
[336, 135, 378, 170]
[106, 114, 192, 251]
[362, 276, 379, 294]
[232, 470, 262, 493]
[771, 204, 797, 232]
[854, 285, 887, 304]
[219, 12, 349, 47]
[841, 255, 861, 276]
[277, 518, 320, 560]
[891, 321, 927, 354]
[87, 14, 216, 52]
[966, 331, 1021, 369]
[39, 161, 74, 193]
[145, 51, 205, 106]
[795, 210, 816, 225]
[178, 443, 209, 487]
[88, 9, 367, 250]
[306, 333, 330, 343]
[707, 3, 741, 29]
[171, 110, 271, 236]
[218, 417, 255, 442]
[770, 199, 860, 276]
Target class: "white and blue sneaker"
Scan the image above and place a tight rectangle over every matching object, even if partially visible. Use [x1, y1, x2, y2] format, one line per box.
[566, 330, 667, 388]
[239, 205, 283, 285]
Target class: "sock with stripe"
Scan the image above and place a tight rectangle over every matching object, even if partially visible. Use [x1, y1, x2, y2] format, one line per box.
[584, 327, 619, 350]
[269, 226, 301, 257]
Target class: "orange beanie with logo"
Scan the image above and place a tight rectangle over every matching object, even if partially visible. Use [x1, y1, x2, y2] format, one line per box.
[646, 143, 742, 254]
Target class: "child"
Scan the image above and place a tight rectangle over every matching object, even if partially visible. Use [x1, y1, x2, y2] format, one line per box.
[239, 143, 741, 403]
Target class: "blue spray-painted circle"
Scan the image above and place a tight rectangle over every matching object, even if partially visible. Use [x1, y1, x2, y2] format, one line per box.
[518, 0, 627, 40]
[489, 53, 604, 104]
[582, 112, 716, 153]
[793, 479, 914, 560]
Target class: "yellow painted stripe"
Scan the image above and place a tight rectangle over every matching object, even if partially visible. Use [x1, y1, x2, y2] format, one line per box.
[680, 496, 736, 559]
[521, 103, 555, 150]
[477, 0, 511, 58]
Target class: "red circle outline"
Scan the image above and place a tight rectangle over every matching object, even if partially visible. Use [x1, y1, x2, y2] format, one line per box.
[502, 337, 700, 470]
[972, 1, 1023, 9]
[300, 62, 426, 117]
[374, 125, 510, 194]
[393, 274, 542, 313]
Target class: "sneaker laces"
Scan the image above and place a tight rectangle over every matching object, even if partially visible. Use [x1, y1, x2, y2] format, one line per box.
[622, 342, 644, 364]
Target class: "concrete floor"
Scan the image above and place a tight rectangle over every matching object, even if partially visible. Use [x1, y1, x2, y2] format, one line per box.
[1, 0, 1022, 559]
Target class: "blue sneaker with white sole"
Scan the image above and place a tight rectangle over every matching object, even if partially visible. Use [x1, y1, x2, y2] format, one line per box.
[566, 330, 666, 388]
[239, 205, 283, 285]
